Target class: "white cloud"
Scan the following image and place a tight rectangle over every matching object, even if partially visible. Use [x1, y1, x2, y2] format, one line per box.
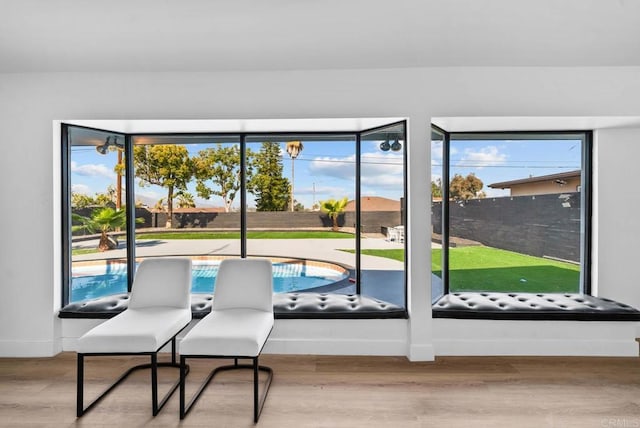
[71, 183, 91, 195]
[71, 161, 116, 179]
[308, 152, 404, 195]
[308, 154, 356, 180]
[457, 145, 507, 169]
[308, 152, 403, 182]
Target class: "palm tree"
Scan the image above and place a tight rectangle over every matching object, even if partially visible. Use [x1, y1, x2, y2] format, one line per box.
[176, 191, 196, 208]
[72, 207, 127, 251]
[285, 141, 304, 212]
[320, 197, 348, 231]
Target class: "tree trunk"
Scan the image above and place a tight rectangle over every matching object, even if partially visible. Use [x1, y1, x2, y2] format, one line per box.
[166, 185, 173, 228]
[332, 216, 338, 232]
[98, 231, 111, 252]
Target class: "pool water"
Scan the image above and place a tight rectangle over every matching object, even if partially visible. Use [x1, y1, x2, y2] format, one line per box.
[71, 260, 348, 302]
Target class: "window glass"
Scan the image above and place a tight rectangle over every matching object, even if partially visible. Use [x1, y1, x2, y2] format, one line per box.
[245, 135, 356, 296]
[131, 135, 242, 295]
[63, 121, 408, 312]
[360, 124, 406, 307]
[430, 127, 445, 302]
[443, 132, 586, 294]
[67, 126, 128, 302]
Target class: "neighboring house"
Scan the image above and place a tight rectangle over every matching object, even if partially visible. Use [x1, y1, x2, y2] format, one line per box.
[344, 196, 401, 212]
[488, 170, 581, 197]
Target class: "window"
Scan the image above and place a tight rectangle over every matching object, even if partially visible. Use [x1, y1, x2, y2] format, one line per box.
[360, 123, 406, 307]
[431, 127, 591, 300]
[63, 126, 129, 304]
[62, 121, 407, 314]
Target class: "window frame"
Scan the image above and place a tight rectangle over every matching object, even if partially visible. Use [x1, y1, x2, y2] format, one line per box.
[61, 120, 408, 313]
[431, 126, 592, 299]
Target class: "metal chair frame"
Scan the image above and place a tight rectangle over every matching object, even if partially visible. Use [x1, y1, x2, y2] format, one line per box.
[76, 324, 189, 417]
[179, 330, 273, 423]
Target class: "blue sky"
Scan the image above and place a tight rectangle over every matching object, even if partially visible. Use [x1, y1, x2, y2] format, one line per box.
[431, 138, 582, 197]
[71, 136, 581, 208]
[71, 138, 404, 210]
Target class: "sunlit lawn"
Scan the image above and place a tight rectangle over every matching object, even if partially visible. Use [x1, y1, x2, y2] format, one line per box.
[136, 231, 353, 240]
[435, 247, 579, 293]
[358, 246, 579, 293]
[72, 230, 353, 255]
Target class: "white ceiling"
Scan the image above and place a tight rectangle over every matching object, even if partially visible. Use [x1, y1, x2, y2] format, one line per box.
[3, 0, 640, 72]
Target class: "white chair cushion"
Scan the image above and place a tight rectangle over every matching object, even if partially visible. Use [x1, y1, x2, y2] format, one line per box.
[129, 258, 192, 310]
[213, 259, 273, 313]
[77, 307, 192, 354]
[180, 309, 273, 357]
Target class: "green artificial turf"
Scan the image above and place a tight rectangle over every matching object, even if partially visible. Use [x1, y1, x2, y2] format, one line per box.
[136, 231, 353, 240]
[351, 246, 579, 293]
[355, 249, 405, 262]
[432, 246, 580, 293]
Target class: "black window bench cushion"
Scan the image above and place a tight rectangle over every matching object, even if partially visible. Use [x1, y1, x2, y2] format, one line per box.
[433, 292, 640, 321]
[58, 292, 407, 320]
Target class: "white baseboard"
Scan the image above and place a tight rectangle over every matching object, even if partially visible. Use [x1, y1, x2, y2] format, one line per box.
[264, 338, 407, 356]
[433, 338, 639, 356]
[0, 340, 61, 357]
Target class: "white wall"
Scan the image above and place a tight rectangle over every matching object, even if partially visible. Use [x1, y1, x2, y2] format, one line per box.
[594, 127, 640, 309]
[1, 67, 640, 358]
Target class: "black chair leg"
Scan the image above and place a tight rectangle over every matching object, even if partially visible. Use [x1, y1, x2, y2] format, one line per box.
[77, 354, 84, 418]
[76, 336, 187, 418]
[253, 358, 259, 423]
[180, 356, 273, 422]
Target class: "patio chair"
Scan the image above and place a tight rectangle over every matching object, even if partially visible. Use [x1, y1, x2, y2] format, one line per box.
[76, 257, 192, 417]
[179, 258, 274, 423]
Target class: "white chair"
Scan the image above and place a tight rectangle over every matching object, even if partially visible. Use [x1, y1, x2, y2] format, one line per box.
[76, 257, 192, 417]
[179, 258, 274, 423]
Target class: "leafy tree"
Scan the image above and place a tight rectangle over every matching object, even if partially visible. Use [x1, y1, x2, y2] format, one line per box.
[154, 197, 166, 211]
[95, 185, 116, 206]
[431, 178, 442, 199]
[133, 144, 193, 227]
[249, 142, 290, 211]
[71, 186, 116, 208]
[293, 200, 305, 212]
[193, 144, 251, 212]
[72, 207, 126, 251]
[320, 197, 349, 231]
[71, 192, 97, 208]
[450, 173, 484, 201]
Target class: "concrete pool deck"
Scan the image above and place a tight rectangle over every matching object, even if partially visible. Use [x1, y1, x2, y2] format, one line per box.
[74, 236, 406, 270]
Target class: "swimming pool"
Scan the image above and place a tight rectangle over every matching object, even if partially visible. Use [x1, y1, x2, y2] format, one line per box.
[70, 257, 350, 302]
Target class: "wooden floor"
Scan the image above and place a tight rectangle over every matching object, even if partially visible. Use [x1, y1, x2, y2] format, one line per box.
[1, 353, 639, 427]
